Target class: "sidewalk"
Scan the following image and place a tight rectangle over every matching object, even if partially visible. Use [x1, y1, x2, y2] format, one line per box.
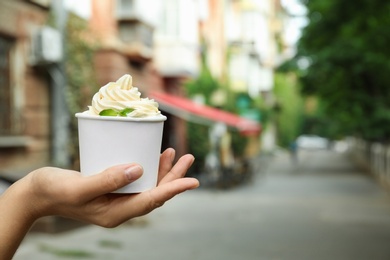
[14, 149, 390, 260]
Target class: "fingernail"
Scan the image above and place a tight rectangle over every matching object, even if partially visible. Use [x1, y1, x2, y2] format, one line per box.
[169, 149, 175, 161]
[125, 165, 143, 181]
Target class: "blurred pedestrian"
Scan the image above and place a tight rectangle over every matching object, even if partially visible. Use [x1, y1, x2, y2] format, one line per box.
[289, 141, 298, 165]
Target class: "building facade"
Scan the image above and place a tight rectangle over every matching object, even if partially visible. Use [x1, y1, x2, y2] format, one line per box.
[200, 0, 288, 152]
[90, 0, 201, 159]
[0, 0, 53, 179]
[0, 0, 288, 179]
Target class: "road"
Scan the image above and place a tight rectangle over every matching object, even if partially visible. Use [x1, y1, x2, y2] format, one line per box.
[14, 149, 390, 260]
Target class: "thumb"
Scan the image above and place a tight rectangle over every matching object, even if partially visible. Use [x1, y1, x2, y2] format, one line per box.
[79, 164, 143, 198]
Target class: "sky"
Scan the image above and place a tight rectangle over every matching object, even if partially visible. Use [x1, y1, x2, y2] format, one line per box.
[64, 0, 91, 18]
[281, 0, 307, 45]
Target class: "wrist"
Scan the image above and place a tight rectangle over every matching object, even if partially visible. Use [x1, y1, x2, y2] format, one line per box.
[3, 175, 44, 223]
[0, 178, 40, 259]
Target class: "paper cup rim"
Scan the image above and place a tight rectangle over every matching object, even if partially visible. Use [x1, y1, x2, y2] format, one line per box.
[75, 112, 167, 122]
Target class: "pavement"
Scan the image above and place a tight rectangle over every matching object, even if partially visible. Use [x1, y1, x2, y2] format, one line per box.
[14, 148, 390, 260]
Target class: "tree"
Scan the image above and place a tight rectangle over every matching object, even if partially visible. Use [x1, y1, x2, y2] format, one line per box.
[273, 73, 304, 147]
[292, 0, 390, 141]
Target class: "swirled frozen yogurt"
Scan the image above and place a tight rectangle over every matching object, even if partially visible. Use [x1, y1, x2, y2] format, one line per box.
[76, 73, 166, 193]
[88, 74, 161, 118]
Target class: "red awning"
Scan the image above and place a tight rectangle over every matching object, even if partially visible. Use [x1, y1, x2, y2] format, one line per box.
[149, 91, 261, 136]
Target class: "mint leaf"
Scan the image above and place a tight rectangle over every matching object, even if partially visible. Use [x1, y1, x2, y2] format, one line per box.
[119, 108, 134, 117]
[99, 109, 119, 116]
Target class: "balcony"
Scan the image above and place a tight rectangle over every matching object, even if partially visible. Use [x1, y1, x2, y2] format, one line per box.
[117, 20, 154, 62]
[115, 0, 155, 62]
[154, 39, 200, 78]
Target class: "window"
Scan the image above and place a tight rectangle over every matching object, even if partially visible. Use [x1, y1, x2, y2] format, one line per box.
[116, 0, 135, 19]
[0, 36, 12, 135]
[116, 0, 154, 49]
[161, 0, 180, 37]
[118, 21, 153, 48]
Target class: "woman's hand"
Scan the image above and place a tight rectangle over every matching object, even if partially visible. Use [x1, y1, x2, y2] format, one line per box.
[27, 148, 199, 226]
[0, 148, 199, 259]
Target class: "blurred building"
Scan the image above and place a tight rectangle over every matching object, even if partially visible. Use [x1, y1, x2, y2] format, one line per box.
[0, 0, 288, 180]
[152, 0, 202, 157]
[0, 0, 54, 179]
[88, 0, 285, 158]
[200, 0, 288, 151]
[199, 0, 288, 95]
[0, 0, 284, 231]
[89, 0, 202, 158]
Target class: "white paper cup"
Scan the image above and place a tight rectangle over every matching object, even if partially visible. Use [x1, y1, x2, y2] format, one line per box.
[75, 112, 167, 193]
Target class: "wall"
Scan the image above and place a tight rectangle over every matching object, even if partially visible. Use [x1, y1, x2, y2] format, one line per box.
[0, 0, 51, 179]
[348, 138, 390, 191]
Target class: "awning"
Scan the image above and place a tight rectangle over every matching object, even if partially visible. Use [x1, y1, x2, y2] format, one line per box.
[149, 91, 261, 136]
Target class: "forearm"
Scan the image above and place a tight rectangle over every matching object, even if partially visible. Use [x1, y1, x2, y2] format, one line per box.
[0, 180, 38, 260]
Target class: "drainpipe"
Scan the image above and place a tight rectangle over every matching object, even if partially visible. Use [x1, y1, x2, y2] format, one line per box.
[50, 0, 70, 168]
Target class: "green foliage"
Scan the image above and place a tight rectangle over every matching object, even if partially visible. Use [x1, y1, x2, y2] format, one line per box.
[273, 72, 304, 147]
[292, 0, 390, 141]
[65, 13, 99, 169]
[185, 47, 257, 168]
[185, 47, 220, 103]
[184, 48, 220, 172]
[298, 98, 346, 140]
[39, 244, 94, 258]
[98, 240, 123, 249]
[65, 13, 99, 116]
[230, 130, 248, 157]
[187, 121, 210, 175]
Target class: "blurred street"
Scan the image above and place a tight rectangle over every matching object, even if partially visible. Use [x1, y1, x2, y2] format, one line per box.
[14, 149, 390, 260]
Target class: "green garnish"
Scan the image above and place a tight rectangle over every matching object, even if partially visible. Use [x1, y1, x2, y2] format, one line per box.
[99, 109, 119, 116]
[99, 108, 135, 117]
[119, 108, 134, 116]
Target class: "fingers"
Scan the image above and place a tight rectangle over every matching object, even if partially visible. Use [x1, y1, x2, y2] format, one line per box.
[157, 148, 175, 183]
[78, 164, 143, 199]
[118, 177, 200, 220]
[95, 153, 199, 225]
[146, 177, 200, 211]
[158, 154, 195, 185]
[60, 150, 199, 228]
